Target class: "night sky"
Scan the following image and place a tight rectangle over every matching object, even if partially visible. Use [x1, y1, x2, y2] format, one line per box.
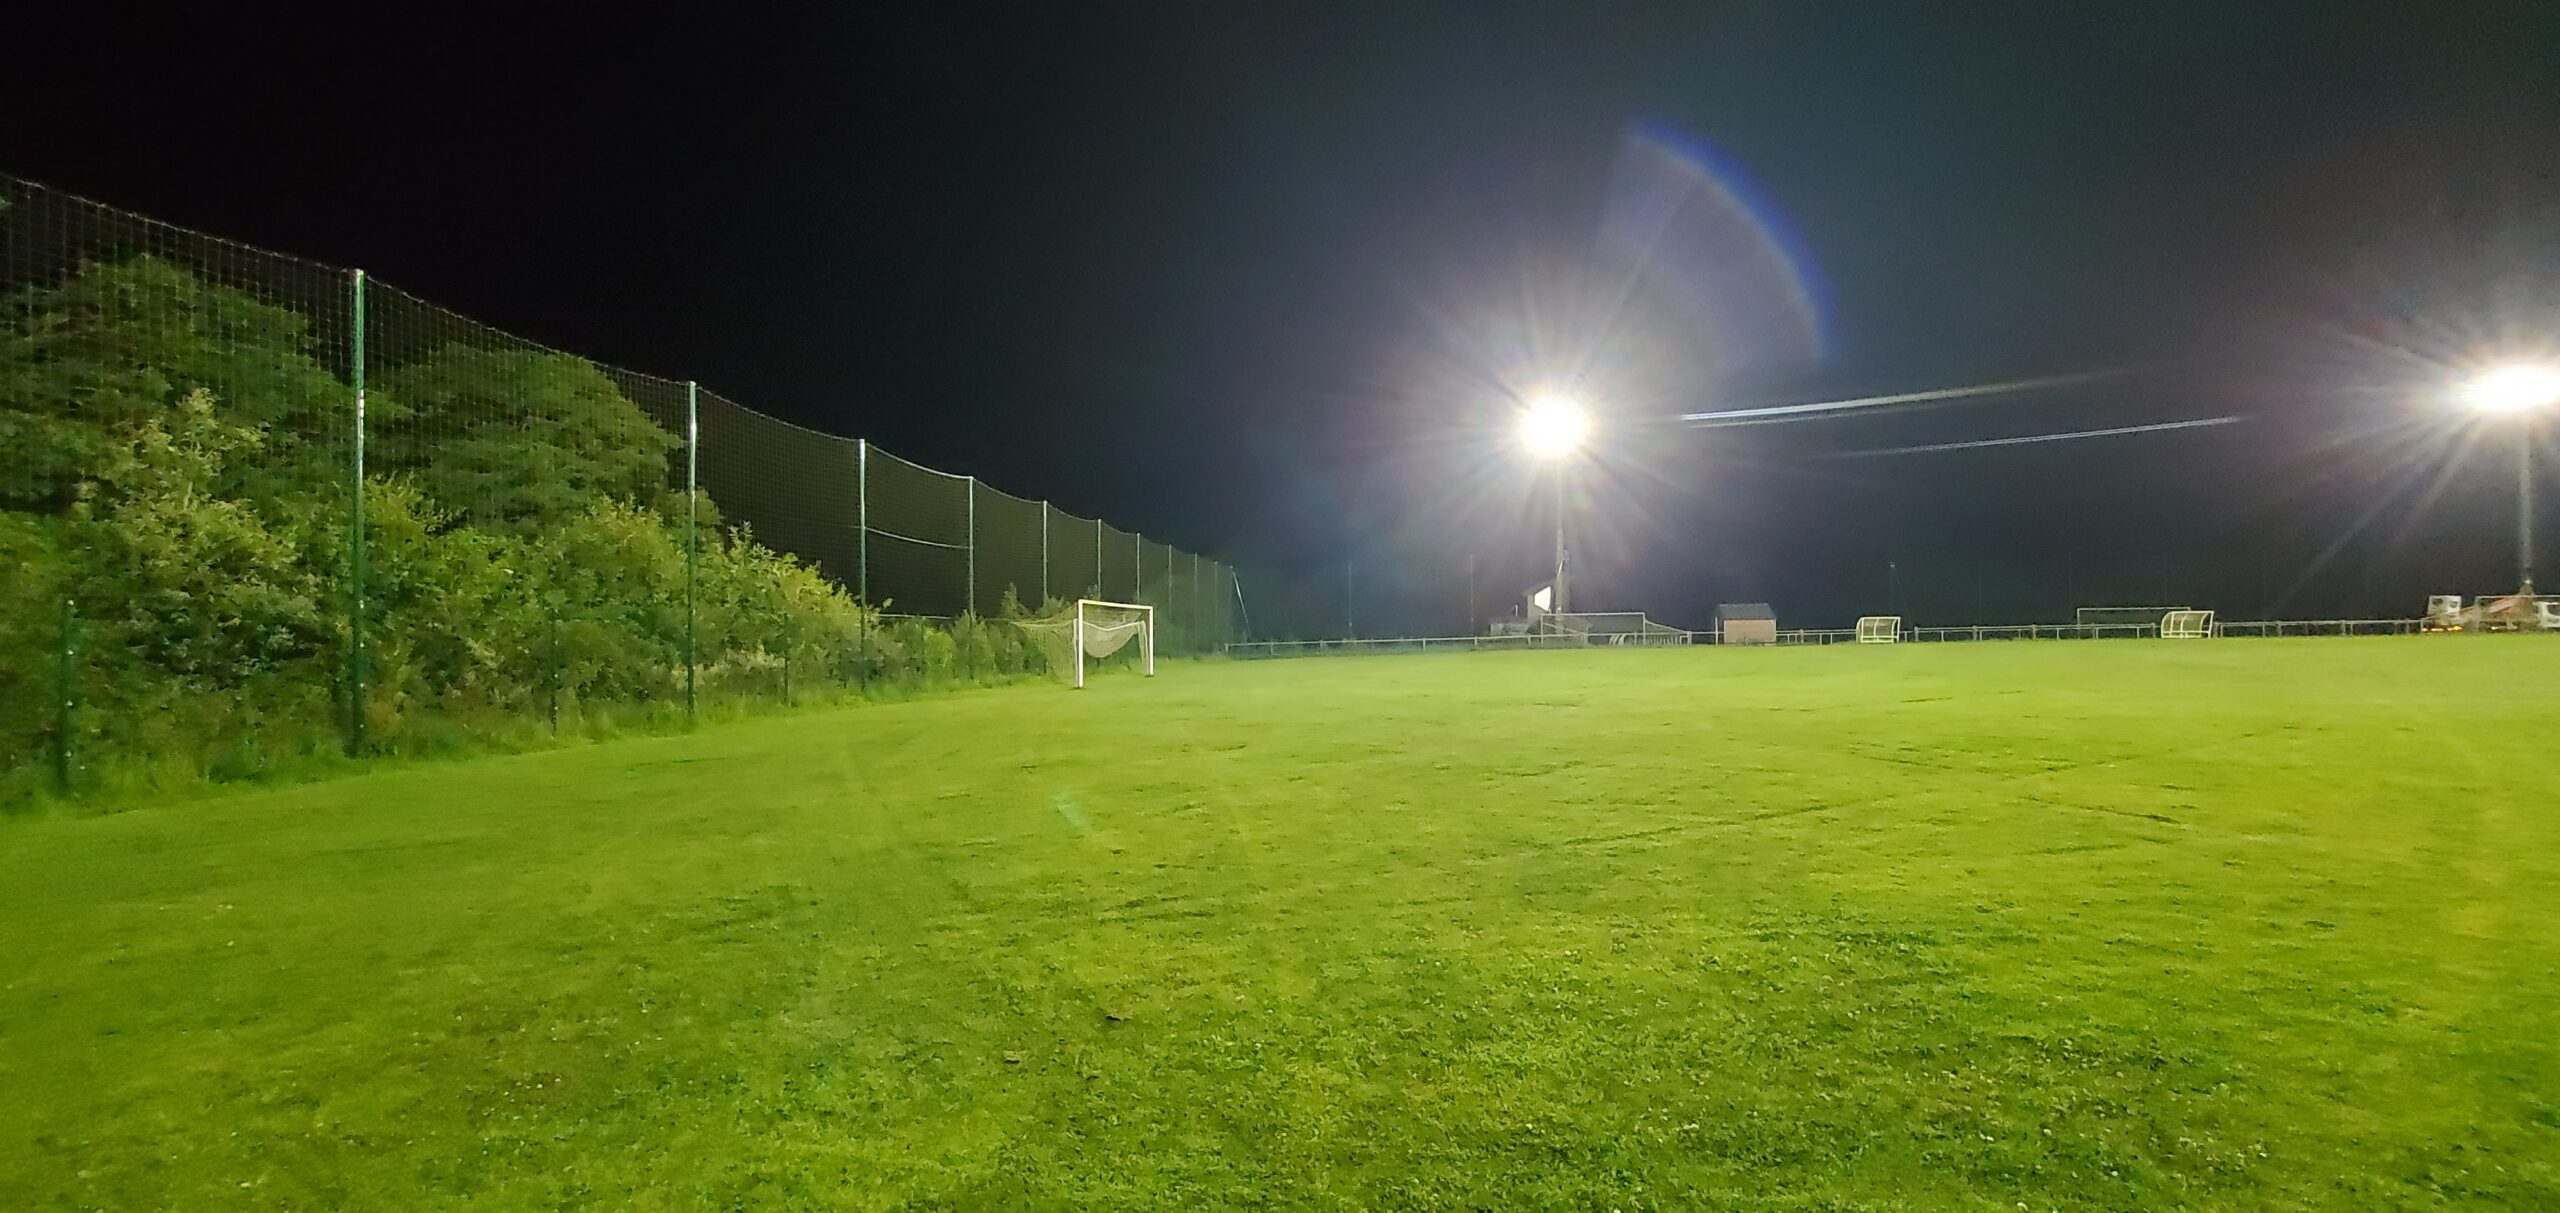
[12, 3, 2560, 635]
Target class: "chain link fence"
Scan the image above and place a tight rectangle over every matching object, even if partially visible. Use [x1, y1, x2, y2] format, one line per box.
[1, 174, 1234, 800]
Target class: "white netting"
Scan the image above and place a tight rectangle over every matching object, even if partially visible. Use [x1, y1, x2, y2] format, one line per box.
[1020, 601, 1152, 683]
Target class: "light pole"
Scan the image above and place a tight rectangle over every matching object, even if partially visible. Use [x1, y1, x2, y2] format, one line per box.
[2457, 364, 2559, 595]
[1518, 393, 1589, 614]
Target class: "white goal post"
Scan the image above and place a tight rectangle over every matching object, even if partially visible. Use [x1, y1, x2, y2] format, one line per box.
[1021, 599, 1155, 688]
[2077, 605, 2182, 628]
[1856, 615, 1902, 643]
[2161, 609, 2215, 639]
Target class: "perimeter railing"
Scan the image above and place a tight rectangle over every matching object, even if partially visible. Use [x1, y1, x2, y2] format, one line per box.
[1228, 617, 2452, 657]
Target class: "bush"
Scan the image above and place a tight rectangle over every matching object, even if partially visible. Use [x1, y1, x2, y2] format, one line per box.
[0, 256, 1046, 804]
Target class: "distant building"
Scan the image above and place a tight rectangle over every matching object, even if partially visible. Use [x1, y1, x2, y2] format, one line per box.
[1488, 580, 1557, 636]
[1717, 602, 1777, 646]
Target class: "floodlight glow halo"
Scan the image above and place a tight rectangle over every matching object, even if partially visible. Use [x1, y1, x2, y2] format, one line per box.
[2458, 364, 2560, 415]
[1519, 393, 1590, 458]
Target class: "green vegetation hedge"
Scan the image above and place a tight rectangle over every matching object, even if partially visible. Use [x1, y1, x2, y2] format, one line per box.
[1, 257, 1050, 803]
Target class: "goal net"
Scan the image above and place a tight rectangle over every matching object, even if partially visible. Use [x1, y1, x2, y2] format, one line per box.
[1542, 611, 1694, 646]
[2076, 605, 2183, 628]
[2160, 609, 2214, 639]
[1019, 600, 1155, 688]
[1856, 615, 1902, 643]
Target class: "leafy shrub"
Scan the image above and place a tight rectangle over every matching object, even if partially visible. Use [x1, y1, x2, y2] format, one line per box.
[0, 256, 1048, 803]
[378, 346, 677, 536]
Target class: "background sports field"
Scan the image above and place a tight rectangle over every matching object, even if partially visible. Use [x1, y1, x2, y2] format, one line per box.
[3, 639, 2555, 1209]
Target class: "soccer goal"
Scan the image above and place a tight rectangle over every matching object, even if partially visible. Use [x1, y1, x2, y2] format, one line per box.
[2076, 605, 2182, 628]
[2076, 605, 2186, 638]
[1021, 600, 1155, 688]
[2160, 609, 2215, 639]
[1856, 615, 1902, 643]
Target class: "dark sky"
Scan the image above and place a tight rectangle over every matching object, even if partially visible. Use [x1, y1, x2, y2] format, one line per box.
[12, 2, 2560, 633]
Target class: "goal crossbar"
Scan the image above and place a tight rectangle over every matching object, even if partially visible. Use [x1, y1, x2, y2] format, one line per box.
[1066, 599, 1154, 688]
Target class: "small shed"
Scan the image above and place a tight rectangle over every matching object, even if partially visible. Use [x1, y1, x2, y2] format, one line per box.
[1717, 602, 1777, 646]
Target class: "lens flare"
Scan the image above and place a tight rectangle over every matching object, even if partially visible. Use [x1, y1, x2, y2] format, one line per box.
[2458, 364, 2560, 414]
[1598, 123, 1826, 385]
[1520, 394, 1589, 457]
[1832, 415, 2244, 458]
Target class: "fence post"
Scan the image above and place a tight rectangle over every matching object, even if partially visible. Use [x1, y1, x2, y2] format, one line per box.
[53, 597, 76, 794]
[854, 439, 870, 691]
[346, 269, 369, 756]
[1040, 502, 1051, 607]
[856, 439, 869, 604]
[1231, 566, 1251, 641]
[547, 609, 561, 736]
[965, 475, 977, 617]
[685, 380, 699, 723]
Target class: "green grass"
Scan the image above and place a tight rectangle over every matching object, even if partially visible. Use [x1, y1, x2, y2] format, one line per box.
[3, 639, 2556, 1209]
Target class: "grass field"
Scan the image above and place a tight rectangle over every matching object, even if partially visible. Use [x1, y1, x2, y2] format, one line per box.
[2, 639, 2556, 1209]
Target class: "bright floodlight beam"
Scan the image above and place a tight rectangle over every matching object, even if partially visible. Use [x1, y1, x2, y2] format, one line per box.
[2454, 363, 2557, 595]
[2459, 364, 2560, 414]
[1519, 394, 1589, 457]
[1518, 393, 1588, 616]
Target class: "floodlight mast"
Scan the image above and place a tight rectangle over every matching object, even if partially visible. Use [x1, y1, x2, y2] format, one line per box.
[1553, 463, 1568, 615]
[1519, 394, 1588, 614]
[2458, 364, 2559, 595]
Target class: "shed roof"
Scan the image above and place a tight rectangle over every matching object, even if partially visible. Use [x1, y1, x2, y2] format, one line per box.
[1716, 602, 1776, 621]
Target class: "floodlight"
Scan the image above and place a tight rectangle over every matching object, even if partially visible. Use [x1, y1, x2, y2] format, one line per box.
[2458, 364, 2560, 415]
[2452, 363, 2555, 596]
[1519, 394, 1588, 458]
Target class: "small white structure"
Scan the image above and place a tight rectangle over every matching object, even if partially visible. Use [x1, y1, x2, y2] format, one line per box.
[1717, 603, 1777, 646]
[1489, 580, 1557, 637]
[2161, 609, 2215, 639]
[1855, 615, 1902, 644]
[2450, 592, 2558, 632]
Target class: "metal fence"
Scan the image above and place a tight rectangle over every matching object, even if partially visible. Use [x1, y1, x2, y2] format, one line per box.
[1229, 617, 2450, 657]
[2209, 618, 2425, 639]
[2, 173, 1233, 796]
[1228, 634, 1603, 658]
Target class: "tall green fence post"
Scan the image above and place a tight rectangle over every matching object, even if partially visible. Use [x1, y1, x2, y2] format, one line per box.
[346, 269, 369, 756]
[855, 439, 869, 691]
[547, 609, 561, 736]
[53, 597, 76, 794]
[856, 439, 869, 603]
[685, 381, 699, 722]
[1040, 502, 1051, 607]
[965, 475, 978, 617]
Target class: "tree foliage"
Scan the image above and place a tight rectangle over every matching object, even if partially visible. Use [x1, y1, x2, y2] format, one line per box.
[0, 257, 1035, 801]
[0, 256, 352, 513]
[378, 347, 676, 535]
